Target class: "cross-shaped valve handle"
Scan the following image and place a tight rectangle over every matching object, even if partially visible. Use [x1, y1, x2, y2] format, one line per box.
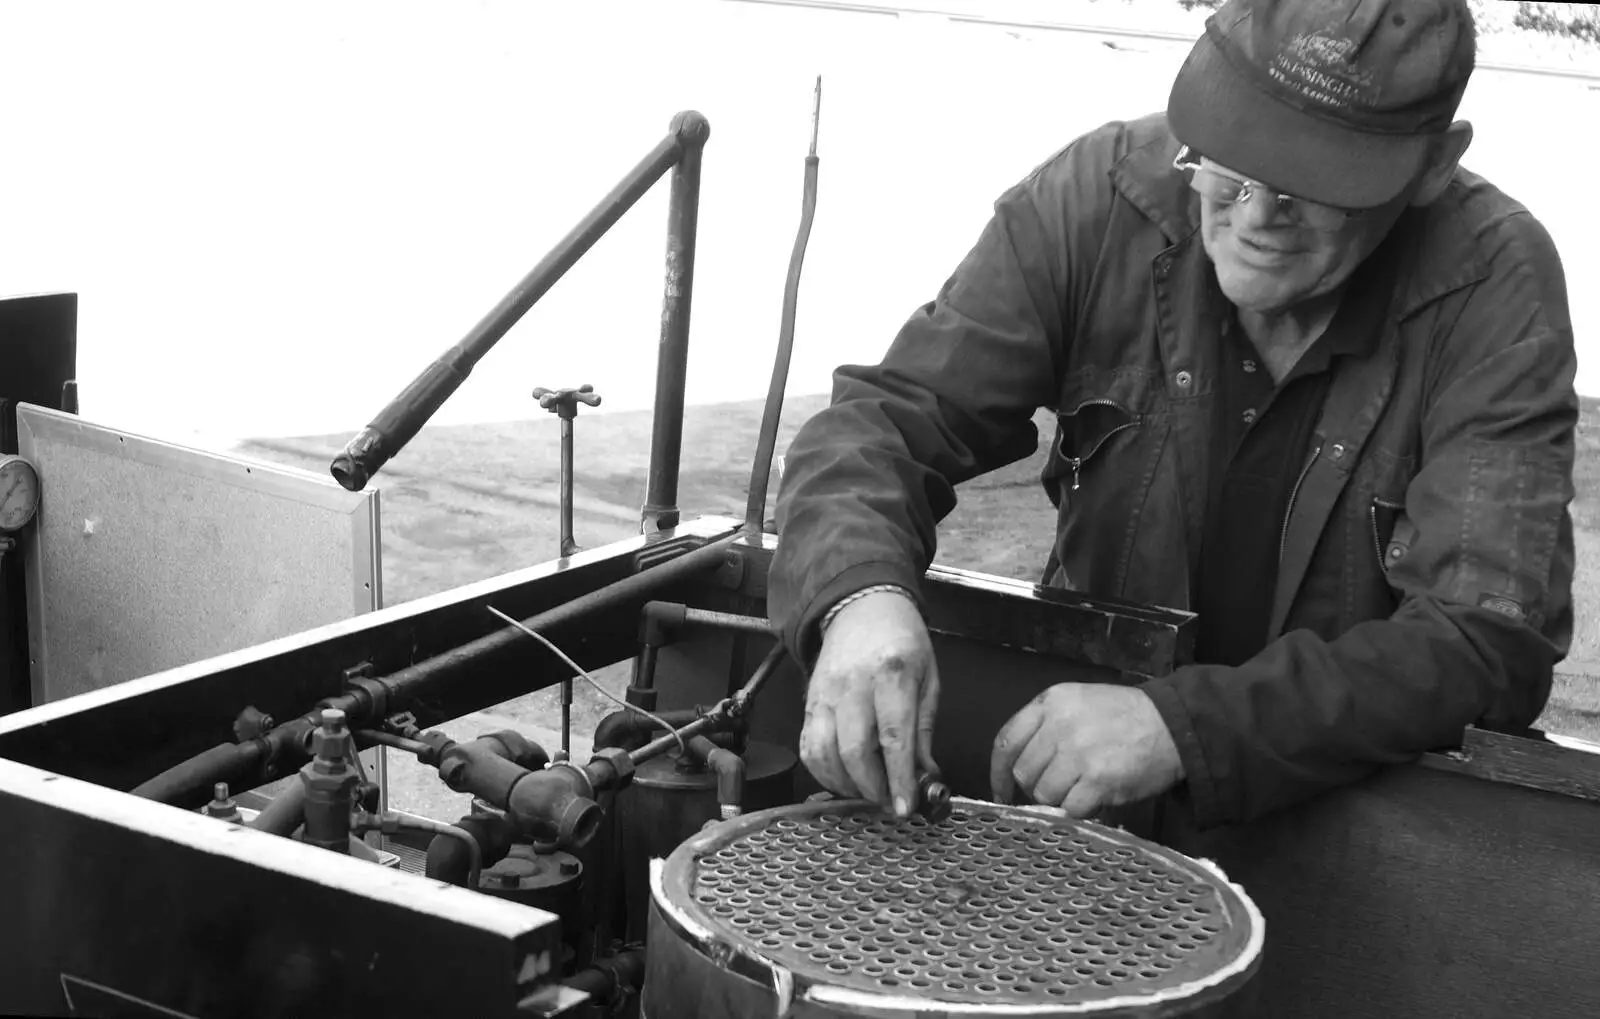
[531, 384, 602, 420]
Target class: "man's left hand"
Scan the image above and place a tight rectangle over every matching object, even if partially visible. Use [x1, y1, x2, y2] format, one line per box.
[990, 683, 1184, 816]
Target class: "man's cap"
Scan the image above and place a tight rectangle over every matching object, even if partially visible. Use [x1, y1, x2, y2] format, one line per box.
[1166, 0, 1475, 209]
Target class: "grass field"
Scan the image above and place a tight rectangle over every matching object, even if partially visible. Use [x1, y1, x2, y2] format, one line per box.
[242, 392, 1600, 763]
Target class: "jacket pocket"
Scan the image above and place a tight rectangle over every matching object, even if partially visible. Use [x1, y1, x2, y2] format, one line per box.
[1052, 398, 1141, 494]
[1372, 498, 1415, 578]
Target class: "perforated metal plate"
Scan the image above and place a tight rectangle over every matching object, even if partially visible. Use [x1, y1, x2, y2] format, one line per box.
[652, 799, 1262, 1015]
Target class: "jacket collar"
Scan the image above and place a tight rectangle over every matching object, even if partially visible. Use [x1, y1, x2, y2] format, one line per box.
[1109, 126, 1196, 246]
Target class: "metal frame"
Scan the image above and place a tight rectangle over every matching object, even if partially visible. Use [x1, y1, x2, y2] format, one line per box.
[0, 755, 561, 1018]
[16, 403, 381, 705]
[327, 111, 711, 540]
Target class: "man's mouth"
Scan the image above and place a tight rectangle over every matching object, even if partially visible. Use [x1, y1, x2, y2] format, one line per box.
[1238, 235, 1297, 257]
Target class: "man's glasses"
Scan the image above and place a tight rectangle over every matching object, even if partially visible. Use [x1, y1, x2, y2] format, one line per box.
[1172, 145, 1363, 233]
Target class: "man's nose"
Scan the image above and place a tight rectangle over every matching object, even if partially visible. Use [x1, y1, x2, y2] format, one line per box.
[1238, 186, 1291, 230]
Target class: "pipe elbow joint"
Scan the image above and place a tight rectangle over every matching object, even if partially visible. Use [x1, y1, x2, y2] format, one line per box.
[689, 735, 744, 817]
[670, 111, 710, 148]
[506, 764, 604, 851]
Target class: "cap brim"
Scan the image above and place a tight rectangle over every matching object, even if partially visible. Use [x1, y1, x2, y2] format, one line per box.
[1167, 28, 1432, 209]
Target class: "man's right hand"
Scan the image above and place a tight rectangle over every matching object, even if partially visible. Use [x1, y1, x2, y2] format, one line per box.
[799, 590, 941, 817]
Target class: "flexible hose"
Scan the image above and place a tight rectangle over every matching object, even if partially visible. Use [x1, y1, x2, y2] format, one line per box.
[744, 76, 822, 537]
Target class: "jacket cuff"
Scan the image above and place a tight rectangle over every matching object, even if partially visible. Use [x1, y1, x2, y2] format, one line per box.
[1139, 672, 1224, 829]
[787, 561, 927, 671]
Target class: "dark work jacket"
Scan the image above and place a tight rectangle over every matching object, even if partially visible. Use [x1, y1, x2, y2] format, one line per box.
[767, 113, 1578, 829]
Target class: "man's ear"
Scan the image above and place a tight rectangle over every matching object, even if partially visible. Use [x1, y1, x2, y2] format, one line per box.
[1410, 121, 1473, 207]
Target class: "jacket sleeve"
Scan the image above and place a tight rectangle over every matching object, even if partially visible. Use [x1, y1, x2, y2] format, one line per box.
[766, 129, 1124, 669]
[1140, 208, 1579, 829]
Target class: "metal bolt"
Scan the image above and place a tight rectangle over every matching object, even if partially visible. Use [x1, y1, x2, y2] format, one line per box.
[214, 782, 229, 801]
[917, 773, 952, 824]
[320, 708, 347, 732]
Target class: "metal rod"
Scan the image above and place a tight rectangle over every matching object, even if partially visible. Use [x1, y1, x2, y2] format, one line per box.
[329, 116, 699, 493]
[642, 111, 711, 534]
[561, 684, 572, 762]
[379, 530, 740, 708]
[731, 642, 789, 715]
[629, 714, 719, 767]
[559, 415, 576, 558]
[745, 77, 822, 537]
[681, 606, 773, 634]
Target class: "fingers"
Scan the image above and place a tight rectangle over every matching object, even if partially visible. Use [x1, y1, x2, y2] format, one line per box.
[835, 694, 890, 807]
[1007, 727, 1057, 799]
[873, 659, 920, 816]
[915, 656, 942, 780]
[990, 701, 1046, 804]
[1031, 752, 1084, 810]
[799, 706, 861, 799]
[1061, 779, 1102, 819]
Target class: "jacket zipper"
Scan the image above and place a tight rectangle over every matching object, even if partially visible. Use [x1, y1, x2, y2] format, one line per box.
[1062, 399, 1139, 491]
[1278, 442, 1322, 567]
[1370, 503, 1386, 576]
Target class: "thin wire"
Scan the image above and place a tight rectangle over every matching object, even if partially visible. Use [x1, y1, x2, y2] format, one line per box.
[486, 605, 686, 756]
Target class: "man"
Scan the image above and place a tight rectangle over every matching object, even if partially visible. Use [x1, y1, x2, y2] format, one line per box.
[767, 0, 1577, 830]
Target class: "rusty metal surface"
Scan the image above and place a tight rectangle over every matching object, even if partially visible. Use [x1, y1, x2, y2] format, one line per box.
[653, 799, 1262, 1015]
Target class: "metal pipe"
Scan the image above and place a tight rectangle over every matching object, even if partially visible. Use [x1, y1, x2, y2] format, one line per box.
[130, 740, 263, 806]
[688, 735, 745, 820]
[354, 812, 482, 889]
[643, 600, 773, 636]
[559, 414, 576, 557]
[641, 111, 711, 534]
[744, 77, 822, 538]
[629, 601, 774, 701]
[248, 777, 308, 837]
[559, 411, 575, 756]
[376, 531, 739, 709]
[730, 642, 789, 716]
[627, 643, 788, 766]
[165, 533, 738, 800]
[592, 707, 703, 752]
[629, 715, 718, 768]
[680, 606, 772, 634]
[329, 117, 697, 493]
[561, 948, 648, 1003]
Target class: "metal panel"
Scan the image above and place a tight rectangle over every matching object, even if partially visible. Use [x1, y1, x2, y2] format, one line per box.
[16, 402, 381, 704]
[0, 756, 561, 1019]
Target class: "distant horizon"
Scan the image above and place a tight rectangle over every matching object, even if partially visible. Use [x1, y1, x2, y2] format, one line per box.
[4, 0, 1592, 453]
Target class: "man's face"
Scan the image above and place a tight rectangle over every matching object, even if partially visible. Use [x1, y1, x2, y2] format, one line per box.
[1197, 157, 1408, 316]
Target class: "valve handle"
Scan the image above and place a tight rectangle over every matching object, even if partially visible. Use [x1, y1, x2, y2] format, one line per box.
[532, 384, 603, 415]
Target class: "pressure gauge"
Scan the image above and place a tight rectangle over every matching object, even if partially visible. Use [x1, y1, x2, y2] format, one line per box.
[0, 455, 40, 532]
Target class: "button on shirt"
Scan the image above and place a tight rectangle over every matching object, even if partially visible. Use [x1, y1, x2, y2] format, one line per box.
[1192, 256, 1395, 668]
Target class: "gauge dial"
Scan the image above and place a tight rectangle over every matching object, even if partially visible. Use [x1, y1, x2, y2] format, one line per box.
[0, 456, 40, 532]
